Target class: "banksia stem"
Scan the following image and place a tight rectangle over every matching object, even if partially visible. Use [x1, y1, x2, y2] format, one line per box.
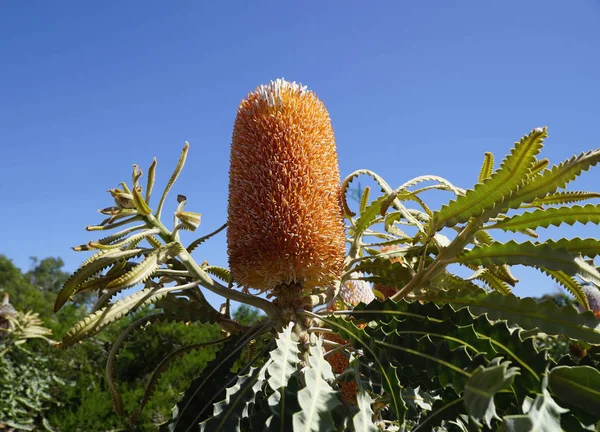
[227, 79, 346, 295]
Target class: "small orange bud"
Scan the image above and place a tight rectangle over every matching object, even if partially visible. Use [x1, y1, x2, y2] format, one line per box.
[227, 79, 346, 292]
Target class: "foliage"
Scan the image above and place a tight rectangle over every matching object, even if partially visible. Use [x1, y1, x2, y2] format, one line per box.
[49, 125, 600, 431]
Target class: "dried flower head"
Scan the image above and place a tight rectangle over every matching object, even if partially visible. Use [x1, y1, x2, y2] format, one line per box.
[227, 79, 346, 292]
[339, 272, 375, 306]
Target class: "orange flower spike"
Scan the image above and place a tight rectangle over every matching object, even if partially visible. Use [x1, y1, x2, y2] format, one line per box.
[227, 79, 346, 293]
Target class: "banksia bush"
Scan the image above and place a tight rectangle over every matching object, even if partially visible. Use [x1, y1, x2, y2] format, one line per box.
[56, 79, 600, 431]
[227, 79, 346, 294]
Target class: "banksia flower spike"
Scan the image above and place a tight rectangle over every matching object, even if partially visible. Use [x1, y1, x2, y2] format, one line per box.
[227, 79, 346, 295]
[338, 272, 375, 307]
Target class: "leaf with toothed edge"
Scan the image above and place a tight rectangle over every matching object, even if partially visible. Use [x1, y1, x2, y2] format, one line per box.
[54, 247, 147, 312]
[160, 322, 271, 432]
[88, 228, 160, 250]
[202, 266, 232, 284]
[156, 293, 228, 324]
[59, 283, 198, 348]
[487, 204, 600, 232]
[349, 354, 379, 432]
[505, 149, 600, 210]
[539, 269, 589, 310]
[105, 242, 183, 291]
[527, 191, 600, 207]
[433, 127, 547, 229]
[456, 241, 600, 287]
[292, 337, 342, 432]
[266, 322, 301, 431]
[413, 288, 600, 344]
[478, 152, 495, 182]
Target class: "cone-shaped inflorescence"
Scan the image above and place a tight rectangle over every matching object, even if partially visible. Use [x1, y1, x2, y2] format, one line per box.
[227, 79, 346, 295]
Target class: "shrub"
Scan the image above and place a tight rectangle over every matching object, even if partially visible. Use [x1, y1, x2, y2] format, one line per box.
[56, 79, 600, 431]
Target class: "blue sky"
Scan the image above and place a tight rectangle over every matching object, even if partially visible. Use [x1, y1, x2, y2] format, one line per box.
[1, 1, 599, 302]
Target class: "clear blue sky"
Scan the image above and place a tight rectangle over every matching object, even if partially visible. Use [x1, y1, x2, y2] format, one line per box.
[1, 1, 599, 302]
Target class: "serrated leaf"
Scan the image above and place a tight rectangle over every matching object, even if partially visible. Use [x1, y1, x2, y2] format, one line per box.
[456, 241, 600, 286]
[54, 248, 146, 312]
[529, 191, 600, 207]
[478, 152, 494, 182]
[464, 359, 520, 427]
[292, 337, 341, 432]
[156, 142, 189, 218]
[203, 266, 232, 284]
[500, 388, 568, 432]
[310, 314, 407, 421]
[414, 288, 600, 344]
[505, 149, 600, 210]
[187, 223, 227, 253]
[487, 204, 600, 232]
[539, 269, 589, 311]
[549, 366, 600, 416]
[199, 366, 262, 432]
[175, 211, 202, 231]
[433, 127, 546, 229]
[354, 195, 388, 236]
[349, 354, 378, 432]
[59, 283, 195, 348]
[146, 157, 157, 203]
[156, 293, 227, 325]
[132, 185, 152, 215]
[106, 242, 183, 291]
[359, 186, 371, 214]
[88, 228, 160, 250]
[267, 322, 301, 429]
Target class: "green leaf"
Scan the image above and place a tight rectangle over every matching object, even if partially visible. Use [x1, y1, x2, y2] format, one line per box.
[105, 242, 183, 291]
[354, 195, 389, 236]
[528, 191, 600, 207]
[292, 337, 341, 432]
[414, 288, 600, 344]
[58, 283, 196, 348]
[359, 186, 371, 214]
[266, 322, 301, 429]
[132, 185, 152, 215]
[464, 359, 520, 427]
[538, 269, 589, 311]
[313, 313, 407, 422]
[349, 257, 413, 288]
[456, 241, 600, 285]
[478, 152, 494, 182]
[88, 228, 160, 250]
[199, 366, 263, 432]
[500, 388, 568, 432]
[146, 157, 157, 203]
[203, 266, 232, 284]
[549, 366, 600, 416]
[175, 211, 202, 231]
[160, 322, 271, 432]
[433, 127, 546, 229]
[487, 204, 600, 232]
[186, 223, 227, 254]
[156, 142, 189, 218]
[54, 247, 146, 312]
[349, 354, 378, 432]
[156, 293, 227, 325]
[505, 149, 600, 209]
